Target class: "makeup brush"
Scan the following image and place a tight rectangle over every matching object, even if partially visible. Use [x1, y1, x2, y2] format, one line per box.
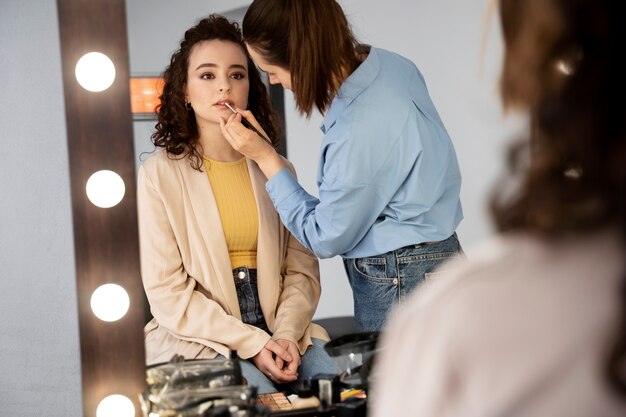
[224, 102, 273, 146]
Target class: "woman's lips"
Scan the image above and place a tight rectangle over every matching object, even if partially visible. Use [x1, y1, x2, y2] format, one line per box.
[214, 100, 234, 107]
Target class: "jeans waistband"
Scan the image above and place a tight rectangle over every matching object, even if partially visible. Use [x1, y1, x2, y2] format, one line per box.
[348, 233, 461, 274]
[233, 266, 256, 282]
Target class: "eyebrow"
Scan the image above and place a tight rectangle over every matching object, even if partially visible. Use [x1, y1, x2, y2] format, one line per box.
[194, 63, 247, 71]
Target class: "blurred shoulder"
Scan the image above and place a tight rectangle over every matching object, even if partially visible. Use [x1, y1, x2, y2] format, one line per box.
[404, 234, 531, 310]
[400, 230, 623, 319]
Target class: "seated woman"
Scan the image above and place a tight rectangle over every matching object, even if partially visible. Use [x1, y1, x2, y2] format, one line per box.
[137, 14, 336, 394]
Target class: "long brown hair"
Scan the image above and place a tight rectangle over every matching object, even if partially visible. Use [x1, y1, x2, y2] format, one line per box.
[493, 0, 626, 393]
[242, 0, 361, 117]
[152, 14, 281, 171]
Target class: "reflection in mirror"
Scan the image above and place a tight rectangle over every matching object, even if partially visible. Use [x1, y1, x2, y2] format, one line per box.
[128, 6, 337, 410]
[126, 1, 274, 167]
[126, 0, 287, 317]
[127, 0, 289, 309]
[126, 0, 289, 369]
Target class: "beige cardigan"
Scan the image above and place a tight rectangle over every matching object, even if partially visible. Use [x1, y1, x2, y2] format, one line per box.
[137, 151, 328, 365]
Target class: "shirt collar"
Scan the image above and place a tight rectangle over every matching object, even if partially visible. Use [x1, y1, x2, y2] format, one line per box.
[320, 45, 380, 134]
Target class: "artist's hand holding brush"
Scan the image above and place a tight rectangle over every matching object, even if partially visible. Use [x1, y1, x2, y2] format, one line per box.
[220, 108, 287, 179]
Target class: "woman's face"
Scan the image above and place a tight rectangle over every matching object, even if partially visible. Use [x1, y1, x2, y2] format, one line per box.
[246, 44, 292, 90]
[185, 40, 250, 125]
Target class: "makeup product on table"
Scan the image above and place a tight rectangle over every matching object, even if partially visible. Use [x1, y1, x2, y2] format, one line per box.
[224, 102, 273, 146]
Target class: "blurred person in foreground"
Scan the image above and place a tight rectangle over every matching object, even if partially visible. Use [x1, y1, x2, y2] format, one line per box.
[371, 0, 626, 415]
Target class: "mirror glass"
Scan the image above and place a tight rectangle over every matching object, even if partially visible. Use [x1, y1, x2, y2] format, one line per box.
[126, 1, 254, 167]
[126, 0, 257, 361]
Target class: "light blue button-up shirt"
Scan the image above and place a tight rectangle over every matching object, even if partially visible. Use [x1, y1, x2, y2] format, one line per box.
[266, 46, 463, 259]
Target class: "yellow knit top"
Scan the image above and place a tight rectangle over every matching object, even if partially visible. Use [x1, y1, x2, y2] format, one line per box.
[204, 157, 258, 269]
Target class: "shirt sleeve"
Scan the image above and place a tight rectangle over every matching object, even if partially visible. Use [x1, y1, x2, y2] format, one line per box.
[266, 100, 455, 258]
[266, 166, 385, 258]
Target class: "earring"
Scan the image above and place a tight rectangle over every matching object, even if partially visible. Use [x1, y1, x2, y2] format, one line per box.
[185, 101, 192, 111]
[553, 45, 583, 77]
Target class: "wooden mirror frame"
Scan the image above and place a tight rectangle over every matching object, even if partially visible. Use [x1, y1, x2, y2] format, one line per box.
[56, 0, 146, 416]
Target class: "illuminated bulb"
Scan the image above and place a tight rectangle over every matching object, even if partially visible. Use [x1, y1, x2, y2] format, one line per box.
[86, 170, 125, 208]
[96, 394, 134, 417]
[75, 52, 116, 92]
[90, 284, 130, 322]
[555, 58, 577, 76]
[564, 166, 583, 179]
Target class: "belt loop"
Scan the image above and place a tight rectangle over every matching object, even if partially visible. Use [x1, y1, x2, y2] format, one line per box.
[389, 248, 399, 278]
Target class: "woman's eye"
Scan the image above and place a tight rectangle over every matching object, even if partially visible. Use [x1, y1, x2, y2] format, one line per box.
[200, 73, 214, 80]
[230, 72, 245, 80]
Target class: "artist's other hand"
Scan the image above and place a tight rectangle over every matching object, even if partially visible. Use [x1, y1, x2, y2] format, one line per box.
[251, 339, 298, 384]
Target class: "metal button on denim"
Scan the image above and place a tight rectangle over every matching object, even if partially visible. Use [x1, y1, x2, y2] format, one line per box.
[392, 278, 399, 285]
[238, 271, 246, 279]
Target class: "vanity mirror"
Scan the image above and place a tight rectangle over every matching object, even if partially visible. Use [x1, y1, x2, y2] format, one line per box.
[57, 1, 283, 416]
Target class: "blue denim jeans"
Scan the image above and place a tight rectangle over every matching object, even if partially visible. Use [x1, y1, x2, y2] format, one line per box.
[343, 233, 463, 331]
[233, 267, 270, 334]
[230, 267, 339, 393]
[217, 338, 339, 394]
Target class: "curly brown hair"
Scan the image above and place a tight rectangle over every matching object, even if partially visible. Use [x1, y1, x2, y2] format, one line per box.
[493, 0, 626, 393]
[152, 14, 282, 170]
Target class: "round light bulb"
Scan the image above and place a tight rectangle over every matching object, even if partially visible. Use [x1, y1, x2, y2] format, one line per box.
[90, 284, 130, 322]
[75, 52, 116, 92]
[96, 394, 135, 417]
[86, 170, 125, 208]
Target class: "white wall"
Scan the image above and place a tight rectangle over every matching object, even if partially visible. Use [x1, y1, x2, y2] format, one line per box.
[126, 1, 524, 320]
[0, 0, 82, 415]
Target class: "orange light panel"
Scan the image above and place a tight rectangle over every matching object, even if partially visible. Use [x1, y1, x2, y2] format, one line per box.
[129, 77, 164, 115]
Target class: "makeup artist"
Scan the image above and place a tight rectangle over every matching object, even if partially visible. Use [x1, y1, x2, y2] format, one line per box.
[221, 0, 463, 331]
